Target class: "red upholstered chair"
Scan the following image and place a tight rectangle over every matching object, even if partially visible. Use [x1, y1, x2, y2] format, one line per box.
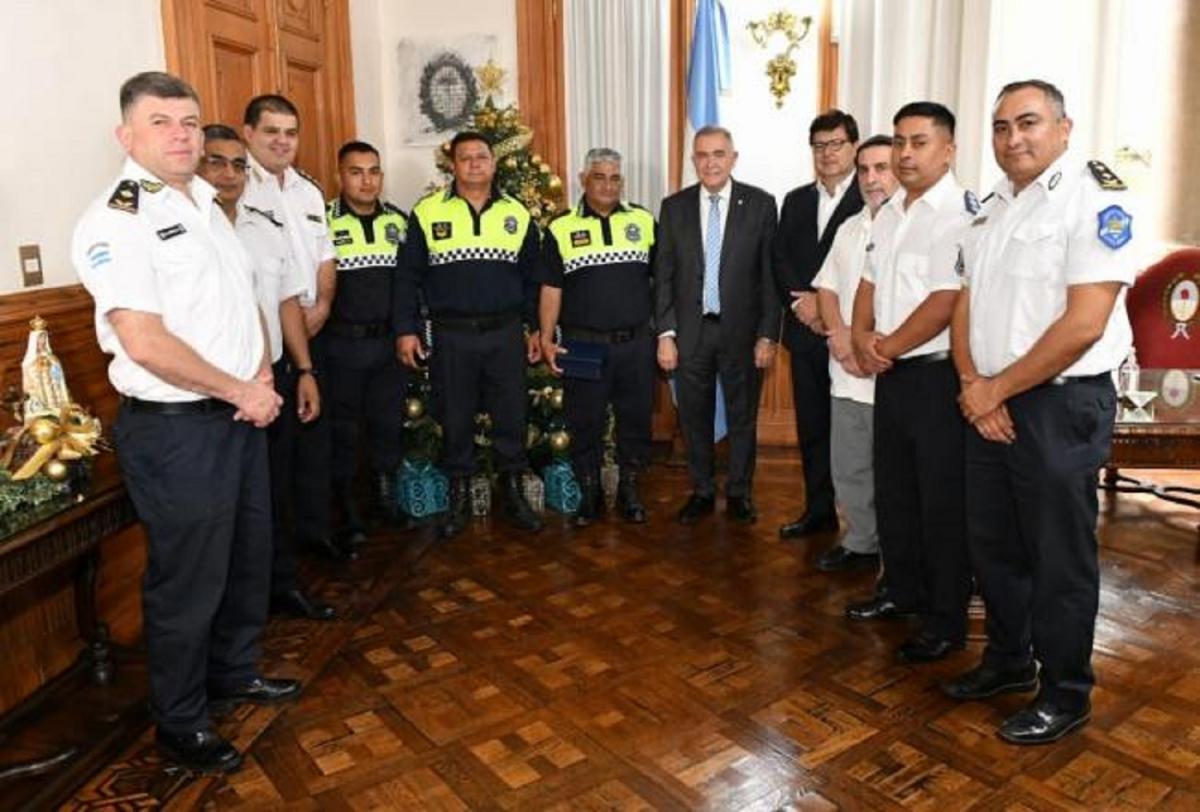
[1126, 248, 1200, 367]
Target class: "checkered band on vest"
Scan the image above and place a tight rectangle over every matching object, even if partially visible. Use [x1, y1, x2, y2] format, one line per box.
[428, 246, 520, 266]
[335, 253, 397, 271]
[563, 249, 650, 275]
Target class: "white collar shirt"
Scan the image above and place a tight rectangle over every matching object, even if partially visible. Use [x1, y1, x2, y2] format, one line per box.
[816, 172, 854, 241]
[241, 153, 333, 305]
[699, 180, 732, 248]
[72, 158, 263, 401]
[863, 171, 972, 358]
[813, 207, 875, 404]
[962, 157, 1137, 377]
[234, 203, 308, 362]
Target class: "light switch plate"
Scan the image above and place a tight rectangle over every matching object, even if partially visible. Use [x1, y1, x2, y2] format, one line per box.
[19, 244, 43, 287]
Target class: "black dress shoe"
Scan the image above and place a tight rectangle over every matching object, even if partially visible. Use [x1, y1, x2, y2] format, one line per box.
[779, 512, 839, 538]
[305, 535, 359, 562]
[942, 663, 1038, 701]
[677, 494, 715, 524]
[499, 472, 543, 532]
[814, 546, 879, 573]
[210, 676, 302, 705]
[270, 588, 336, 621]
[726, 496, 757, 523]
[155, 728, 243, 773]
[896, 633, 965, 664]
[616, 470, 647, 523]
[845, 596, 916, 621]
[998, 699, 1091, 745]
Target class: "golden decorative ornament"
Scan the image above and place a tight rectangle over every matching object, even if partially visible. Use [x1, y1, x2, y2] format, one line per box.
[550, 388, 564, 410]
[504, 156, 518, 169]
[538, 162, 552, 175]
[746, 11, 814, 108]
[531, 153, 543, 165]
[526, 424, 542, 448]
[43, 459, 68, 481]
[547, 176, 563, 191]
[548, 429, 571, 453]
[29, 417, 58, 445]
[404, 397, 425, 420]
[474, 59, 506, 95]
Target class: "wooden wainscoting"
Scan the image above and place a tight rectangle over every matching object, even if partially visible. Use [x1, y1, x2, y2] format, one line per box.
[0, 285, 145, 715]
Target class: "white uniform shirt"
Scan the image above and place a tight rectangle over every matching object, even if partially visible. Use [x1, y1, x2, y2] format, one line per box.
[235, 203, 308, 363]
[813, 208, 875, 404]
[962, 158, 1137, 377]
[863, 171, 973, 358]
[72, 158, 263, 401]
[816, 173, 854, 241]
[241, 154, 332, 306]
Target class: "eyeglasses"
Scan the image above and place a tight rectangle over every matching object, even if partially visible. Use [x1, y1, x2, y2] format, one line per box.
[202, 156, 248, 172]
[810, 138, 849, 153]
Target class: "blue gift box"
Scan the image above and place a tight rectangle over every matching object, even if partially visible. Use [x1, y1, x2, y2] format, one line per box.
[542, 461, 581, 514]
[396, 459, 448, 518]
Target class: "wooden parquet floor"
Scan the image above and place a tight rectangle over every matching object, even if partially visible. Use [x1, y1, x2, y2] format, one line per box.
[62, 451, 1200, 810]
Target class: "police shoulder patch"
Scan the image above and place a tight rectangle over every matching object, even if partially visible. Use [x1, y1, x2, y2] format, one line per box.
[964, 190, 980, 215]
[503, 214, 519, 235]
[384, 222, 402, 245]
[1097, 204, 1132, 250]
[431, 221, 452, 240]
[624, 222, 642, 243]
[1087, 160, 1126, 191]
[85, 242, 112, 270]
[107, 180, 139, 214]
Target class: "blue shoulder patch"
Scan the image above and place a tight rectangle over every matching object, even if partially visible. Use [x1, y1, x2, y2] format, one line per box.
[1097, 204, 1132, 250]
[964, 190, 980, 215]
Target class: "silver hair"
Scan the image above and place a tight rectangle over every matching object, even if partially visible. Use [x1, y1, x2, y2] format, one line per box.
[583, 147, 622, 170]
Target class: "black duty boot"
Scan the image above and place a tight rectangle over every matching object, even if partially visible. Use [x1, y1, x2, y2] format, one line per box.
[374, 469, 400, 525]
[500, 472, 543, 532]
[616, 468, 647, 523]
[334, 479, 367, 546]
[573, 470, 602, 527]
[440, 477, 471, 539]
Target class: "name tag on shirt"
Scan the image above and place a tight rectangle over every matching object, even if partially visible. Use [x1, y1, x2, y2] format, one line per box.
[570, 230, 592, 247]
[156, 224, 186, 241]
[306, 213, 323, 223]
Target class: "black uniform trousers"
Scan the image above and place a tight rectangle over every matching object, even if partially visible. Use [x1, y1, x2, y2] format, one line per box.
[431, 319, 527, 477]
[326, 334, 407, 482]
[113, 403, 270, 735]
[563, 330, 654, 476]
[268, 359, 303, 593]
[966, 374, 1115, 712]
[873, 357, 970, 642]
[677, 317, 762, 499]
[789, 343, 835, 519]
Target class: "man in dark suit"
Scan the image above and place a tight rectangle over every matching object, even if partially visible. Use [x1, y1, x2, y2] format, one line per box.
[775, 110, 864, 539]
[655, 125, 780, 524]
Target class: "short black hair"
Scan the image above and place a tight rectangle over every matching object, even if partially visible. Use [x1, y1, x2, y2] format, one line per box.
[119, 71, 199, 118]
[450, 131, 491, 158]
[855, 134, 893, 158]
[809, 109, 859, 143]
[893, 101, 956, 136]
[995, 79, 1067, 119]
[338, 140, 380, 163]
[244, 94, 300, 127]
[202, 123, 241, 144]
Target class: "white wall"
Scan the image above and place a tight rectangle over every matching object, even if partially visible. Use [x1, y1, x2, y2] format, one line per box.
[349, 0, 519, 211]
[0, 0, 165, 293]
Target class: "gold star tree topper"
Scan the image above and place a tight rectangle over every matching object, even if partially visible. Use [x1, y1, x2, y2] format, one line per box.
[475, 59, 506, 97]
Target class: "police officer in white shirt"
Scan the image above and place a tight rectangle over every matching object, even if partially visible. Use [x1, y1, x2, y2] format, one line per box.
[197, 124, 336, 621]
[72, 72, 298, 774]
[241, 95, 347, 565]
[848, 102, 974, 663]
[810, 135, 898, 573]
[943, 80, 1136, 745]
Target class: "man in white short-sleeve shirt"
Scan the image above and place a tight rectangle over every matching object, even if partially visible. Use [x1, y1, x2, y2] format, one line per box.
[943, 80, 1138, 746]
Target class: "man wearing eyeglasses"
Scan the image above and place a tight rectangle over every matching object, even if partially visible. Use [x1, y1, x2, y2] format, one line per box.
[198, 124, 336, 621]
[775, 110, 864, 541]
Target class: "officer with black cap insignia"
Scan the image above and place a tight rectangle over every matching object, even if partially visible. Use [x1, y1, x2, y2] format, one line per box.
[324, 140, 410, 536]
[946, 79, 1139, 745]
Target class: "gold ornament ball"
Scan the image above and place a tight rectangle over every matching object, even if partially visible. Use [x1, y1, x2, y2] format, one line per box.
[550, 388, 564, 410]
[504, 156, 518, 170]
[548, 176, 562, 191]
[44, 459, 69, 482]
[548, 429, 571, 453]
[404, 397, 425, 420]
[538, 162, 552, 175]
[531, 153, 543, 165]
[29, 417, 58, 445]
[526, 424, 542, 448]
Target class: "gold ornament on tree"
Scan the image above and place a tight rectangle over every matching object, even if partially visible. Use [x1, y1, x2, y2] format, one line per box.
[404, 397, 425, 420]
[746, 11, 813, 108]
[550, 388, 564, 410]
[548, 429, 571, 453]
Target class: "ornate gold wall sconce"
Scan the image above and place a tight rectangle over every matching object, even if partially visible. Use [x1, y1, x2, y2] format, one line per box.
[747, 11, 813, 108]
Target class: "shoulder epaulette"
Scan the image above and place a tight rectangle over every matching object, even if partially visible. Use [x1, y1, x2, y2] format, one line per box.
[981, 192, 994, 204]
[107, 179, 139, 214]
[245, 204, 283, 227]
[1087, 160, 1126, 191]
[296, 167, 324, 195]
[382, 201, 407, 217]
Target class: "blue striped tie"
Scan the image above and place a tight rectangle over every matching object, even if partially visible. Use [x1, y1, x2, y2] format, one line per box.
[703, 194, 722, 315]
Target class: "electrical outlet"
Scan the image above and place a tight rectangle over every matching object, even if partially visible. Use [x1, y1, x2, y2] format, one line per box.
[19, 244, 43, 287]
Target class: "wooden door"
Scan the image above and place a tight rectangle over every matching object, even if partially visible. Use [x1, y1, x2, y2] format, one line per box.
[162, 0, 356, 192]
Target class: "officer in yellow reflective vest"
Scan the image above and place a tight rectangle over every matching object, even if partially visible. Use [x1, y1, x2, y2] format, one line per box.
[325, 141, 409, 537]
[539, 148, 657, 525]
[397, 131, 542, 539]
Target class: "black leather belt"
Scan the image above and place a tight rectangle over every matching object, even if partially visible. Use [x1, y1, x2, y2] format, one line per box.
[1046, 372, 1111, 387]
[120, 396, 235, 415]
[324, 321, 389, 339]
[702, 313, 721, 323]
[433, 311, 520, 332]
[891, 350, 951, 369]
[562, 324, 648, 344]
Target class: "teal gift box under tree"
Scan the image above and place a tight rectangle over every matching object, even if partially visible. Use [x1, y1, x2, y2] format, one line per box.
[396, 459, 448, 518]
[542, 460, 581, 514]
